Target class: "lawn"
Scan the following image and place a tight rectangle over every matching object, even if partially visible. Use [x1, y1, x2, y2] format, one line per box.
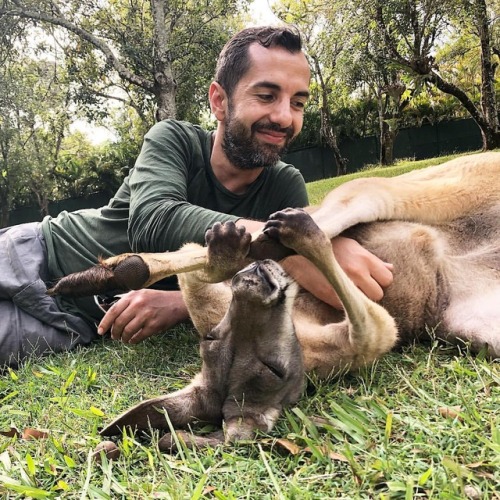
[1, 152, 499, 499]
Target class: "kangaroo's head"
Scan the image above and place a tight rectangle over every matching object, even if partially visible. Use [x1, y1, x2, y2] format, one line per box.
[100, 259, 305, 447]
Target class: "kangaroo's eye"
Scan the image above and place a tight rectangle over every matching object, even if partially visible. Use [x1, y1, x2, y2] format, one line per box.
[263, 362, 284, 379]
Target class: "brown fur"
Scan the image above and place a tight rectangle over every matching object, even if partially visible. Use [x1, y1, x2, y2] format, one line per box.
[50, 152, 500, 447]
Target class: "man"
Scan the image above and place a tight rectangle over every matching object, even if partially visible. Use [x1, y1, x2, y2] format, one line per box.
[0, 26, 392, 367]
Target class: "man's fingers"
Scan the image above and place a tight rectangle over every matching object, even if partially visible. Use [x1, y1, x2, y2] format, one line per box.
[112, 314, 146, 343]
[357, 277, 385, 302]
[369, 260, 394, 289]
[128, 327, 155, 344]
[97, 298, 130, 335]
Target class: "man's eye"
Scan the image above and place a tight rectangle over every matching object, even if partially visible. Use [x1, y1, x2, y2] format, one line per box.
[258, 94, 274, 102]
[292, 100, 306, 109]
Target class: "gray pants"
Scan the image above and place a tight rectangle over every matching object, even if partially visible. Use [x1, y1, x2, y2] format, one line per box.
[0, 223, 98, 367]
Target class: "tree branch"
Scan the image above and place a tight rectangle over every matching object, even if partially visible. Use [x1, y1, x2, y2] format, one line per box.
[0, 3, 154, 92]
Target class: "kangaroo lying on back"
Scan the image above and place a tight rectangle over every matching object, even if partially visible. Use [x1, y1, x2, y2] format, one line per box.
[49, 152, 500, 448]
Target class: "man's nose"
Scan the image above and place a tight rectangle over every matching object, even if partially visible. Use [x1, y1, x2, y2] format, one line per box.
[268, 99, 293, 129]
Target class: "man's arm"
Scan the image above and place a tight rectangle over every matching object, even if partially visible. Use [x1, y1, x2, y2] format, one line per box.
[127, 121, 241, 253]
[126, 122, 309, 253]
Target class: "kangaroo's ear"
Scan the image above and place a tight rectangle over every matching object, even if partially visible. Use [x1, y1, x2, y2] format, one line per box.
[100, 381, 223, 437]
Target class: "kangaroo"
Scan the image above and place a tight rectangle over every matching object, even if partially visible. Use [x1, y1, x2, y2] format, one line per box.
[49, 152, 500, 449]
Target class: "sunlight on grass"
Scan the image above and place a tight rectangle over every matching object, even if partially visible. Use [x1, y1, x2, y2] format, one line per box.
[306, 151, 479, 205]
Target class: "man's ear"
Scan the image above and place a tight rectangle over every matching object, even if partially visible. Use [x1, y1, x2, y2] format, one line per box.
[209, 81, 228, 121]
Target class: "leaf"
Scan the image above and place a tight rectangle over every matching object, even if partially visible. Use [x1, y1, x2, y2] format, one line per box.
[274, 438, 302, 455]
[68, 407, 103, 419]
[0, 475, 51, 498]
[418, 466, 433, 486]
[262, 438, 348, 462]
[466, 461, 486, 469]
[442, 456, 474, 480]
[22, 428, 49, 440]
[304, 445, 349, 463]
[0, 426, 46, 440]
[0, 391, 19, 404]
[438, 406, 463, 421]
[90, 406, 105, 417]
[55, 479, 70, 491]
[63, 455, 76, 468]
[61, 370, 77, 394]
[384, 412, 393, 442]
[26, 453, 36, 477]
[0, 451, 12, 471]
[0, 427, 21, 438]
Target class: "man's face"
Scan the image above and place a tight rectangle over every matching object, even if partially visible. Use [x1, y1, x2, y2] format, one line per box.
[222, 44, 310, 170]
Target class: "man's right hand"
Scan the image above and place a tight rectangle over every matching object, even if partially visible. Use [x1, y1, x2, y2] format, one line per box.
[281, 236, 393, 309]
[97, 289, 189, 344]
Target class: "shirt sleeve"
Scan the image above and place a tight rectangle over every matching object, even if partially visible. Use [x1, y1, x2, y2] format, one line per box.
[127, 121, 310, 253]
[127, 121, 238, 252]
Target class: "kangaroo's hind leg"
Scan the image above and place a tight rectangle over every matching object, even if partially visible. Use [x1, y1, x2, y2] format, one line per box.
[442, 284, 500, 358]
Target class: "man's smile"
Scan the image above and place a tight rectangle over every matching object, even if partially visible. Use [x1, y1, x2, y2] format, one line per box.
[256, 129, 287, 145]
[253, 124, 294, 147]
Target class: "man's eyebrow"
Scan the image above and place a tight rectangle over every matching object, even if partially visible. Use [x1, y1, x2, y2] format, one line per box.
[252, 81, 310, 98]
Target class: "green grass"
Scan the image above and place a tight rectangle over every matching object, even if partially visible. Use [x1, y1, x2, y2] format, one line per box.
[307, 152, 473, 205]
[1, 151, 499, 498]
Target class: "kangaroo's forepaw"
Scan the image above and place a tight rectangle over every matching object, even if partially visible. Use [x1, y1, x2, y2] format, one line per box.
[204, 221, 252, 280]
[264, 208, 327, 254]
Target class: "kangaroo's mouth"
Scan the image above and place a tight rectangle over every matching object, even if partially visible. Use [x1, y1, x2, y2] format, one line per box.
[231, 260, 294, 304]
[234, 259, 285, 285]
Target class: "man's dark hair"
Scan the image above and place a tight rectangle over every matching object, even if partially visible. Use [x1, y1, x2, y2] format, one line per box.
[215, 26, 303, 98]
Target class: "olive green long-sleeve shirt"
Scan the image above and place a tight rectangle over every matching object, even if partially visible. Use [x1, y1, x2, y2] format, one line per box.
[42, 119, 308, 322]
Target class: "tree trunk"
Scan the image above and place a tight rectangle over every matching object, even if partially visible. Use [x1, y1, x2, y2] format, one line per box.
[0, 200, 9, 228]
[477, 0, 498, 130]
[380, 122, 395, 166]
[321, 112, 347, 176]
[311, 55, 348, 176]
[377, 92, 396, 166]
[155, 84, 177, 121]
[479, 126, 500, 150]
[431, 71, 500, 150]
[151, 0, 177, 121]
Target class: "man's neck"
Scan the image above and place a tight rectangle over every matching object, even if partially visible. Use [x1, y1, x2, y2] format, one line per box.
[211, 131, 263, 195]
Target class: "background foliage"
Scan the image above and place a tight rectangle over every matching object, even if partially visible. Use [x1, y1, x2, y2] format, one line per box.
[0, 0, 499, 226]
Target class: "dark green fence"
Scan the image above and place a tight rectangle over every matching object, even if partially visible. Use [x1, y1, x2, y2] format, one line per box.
[285, 117, 482, 182]
[7, 117, 482, 226]
[7, 192, 112, 227]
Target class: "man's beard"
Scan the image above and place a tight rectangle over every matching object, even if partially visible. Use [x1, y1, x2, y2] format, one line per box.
[222, 113, 295, 170]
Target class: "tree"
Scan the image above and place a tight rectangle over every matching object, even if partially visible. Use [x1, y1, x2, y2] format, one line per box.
[339, 14, 413, 166]
[369, 0, 500, 150]
[0, 0, 248, 124]
[0, 52, 82, 226]
[275, 0, 348, 175]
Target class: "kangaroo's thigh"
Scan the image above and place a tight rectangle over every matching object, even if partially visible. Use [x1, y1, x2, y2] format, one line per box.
[443, 287, 500, 357]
